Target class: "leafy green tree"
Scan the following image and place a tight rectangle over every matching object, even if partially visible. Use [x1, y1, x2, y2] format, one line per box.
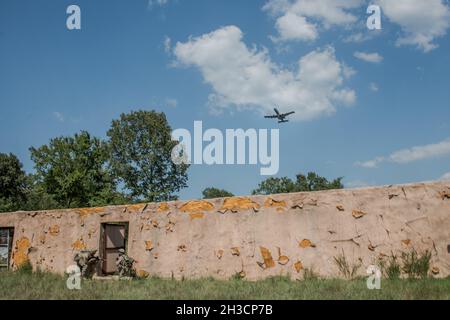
[251, 177, 296, 195]
[107, 110, 189, 202]
[0, 153, 27, 212]
[29, 131, 118, 208]
[252, 172, 343, 195]
[202, 187, 234, 199]
[295, 172, 343, 192]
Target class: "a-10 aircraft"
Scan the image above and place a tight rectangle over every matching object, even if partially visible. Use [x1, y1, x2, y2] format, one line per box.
[265, 108, 295, 123]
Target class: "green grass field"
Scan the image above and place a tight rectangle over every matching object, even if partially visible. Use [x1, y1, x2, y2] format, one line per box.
[0, 271, 449, 300]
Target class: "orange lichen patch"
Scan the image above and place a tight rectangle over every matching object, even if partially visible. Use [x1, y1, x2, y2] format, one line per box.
[76, 207, 105, 220]
[291, 197, 317, 209]
[177, 245, 187, 252]
[219, 197, 260, 213]
[72, 239, 87, 251]
[438, 190, 450, 200]
[401, 239, 411, 246]
[431, 267, 440, 275]
[12, 237, 31, 268]
[157, 202, 170, 212]
[352, 209, 367, 219]
[48, 225, 60, 236]
[165, 221, 175, 233]
[259, 247, 275, 269]
[336, 205, 345, 212]
[126, 203, 147, 212]
[180, 200, 214, 214]
[189, 212, 205, 221]
[264, 198, 287, 209]
[294, 260, 303, 273]
[137, 270, 150, 278]
[216, 249, 224, 259]
[231, 247, 240, 256]
[299, 239, 316, 248]
[145, 240, 154, 251]
[277, 247, 289, 265]
[151, 220, 159, 228]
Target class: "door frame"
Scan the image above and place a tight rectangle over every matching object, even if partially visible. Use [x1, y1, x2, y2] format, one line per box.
[0, 227, 14, 270]
[99, 222, 129, 276]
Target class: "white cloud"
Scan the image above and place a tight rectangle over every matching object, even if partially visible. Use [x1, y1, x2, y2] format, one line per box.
[356, 138, 450, 168]
[377, 0, 450, 52]
[165, 98, 178, 108]
[355, 156, 385, 168]
[354, 51, 383, 63]
[173, 26, 356, 121]
[369, 82, 379, 92]
[264, 0, 363, 42]
[263, 0, 450, 52]
[148, 0, 169, 9]
[343, 32, 372, 43]
[345, 180, 373, 188]
[53, 112, 64, 122]
[163, 36, 172, 53]
[439, 172, 450, 181]
[273, 12, 318, 41]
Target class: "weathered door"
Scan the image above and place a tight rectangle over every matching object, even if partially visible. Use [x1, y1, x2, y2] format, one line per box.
[101, 223, 128, 275]
[0, 228, 14, 270]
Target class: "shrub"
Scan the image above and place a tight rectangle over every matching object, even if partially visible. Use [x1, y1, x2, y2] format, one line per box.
[333, 251, 361, 279]
[377, 253, 401, 279]
[16, 260, 33, 274]
[401, 249, 431, 279]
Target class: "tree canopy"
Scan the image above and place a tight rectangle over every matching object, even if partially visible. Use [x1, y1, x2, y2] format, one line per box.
[29, 131, 119, 208]
[202, 187, 234, 199]
[252, 172, 343, 195]
[0, 153, 27, 212]
[107, 110, 189, 202]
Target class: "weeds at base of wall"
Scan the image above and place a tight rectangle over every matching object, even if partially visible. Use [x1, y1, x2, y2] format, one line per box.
[302, 267, 319, 280]
[377, 253, 401, 280]
[401, 249, 432, 279]
[333, 251, 362, 280]
[16, 260, 33, 275]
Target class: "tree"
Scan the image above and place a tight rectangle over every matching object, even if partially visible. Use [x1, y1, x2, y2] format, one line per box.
[295, 172, 344, 192]
[0, 153, 27, 212]
[251, 177, 296, 195]
[107, 110, 189, 202]
[252, 172, 343, 195]
[29, 131, 118, 208]
[202, 187, 234, 199]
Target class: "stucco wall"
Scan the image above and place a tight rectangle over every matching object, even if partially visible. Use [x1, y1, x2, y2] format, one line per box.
[0, 181, 449, 280]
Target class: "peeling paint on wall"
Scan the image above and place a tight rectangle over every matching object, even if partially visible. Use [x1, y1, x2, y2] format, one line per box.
[12, 237, 31, 268]
[219, 197, 260, 213]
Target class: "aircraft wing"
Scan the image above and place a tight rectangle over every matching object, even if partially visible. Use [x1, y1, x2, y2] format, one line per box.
[265, 115, 278, 119]
[281, 111, 295, 117]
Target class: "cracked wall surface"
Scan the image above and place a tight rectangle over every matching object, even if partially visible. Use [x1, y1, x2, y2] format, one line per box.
[0, 181, 449, 279]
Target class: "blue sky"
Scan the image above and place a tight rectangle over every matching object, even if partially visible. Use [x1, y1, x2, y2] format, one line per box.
[1, 0, 449, 200]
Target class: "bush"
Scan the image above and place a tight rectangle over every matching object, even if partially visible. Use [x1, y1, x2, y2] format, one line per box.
[401, 249, 431, 279]
[377, 253, 401, 279]
[333, 251, 361, 279]
[16, 260, 33, 274]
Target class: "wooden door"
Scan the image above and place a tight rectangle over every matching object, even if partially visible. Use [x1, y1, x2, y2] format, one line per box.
[101, 223, 127, 275]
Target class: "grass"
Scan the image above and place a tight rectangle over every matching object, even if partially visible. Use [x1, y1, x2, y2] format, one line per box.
[0, 271, 448, 300]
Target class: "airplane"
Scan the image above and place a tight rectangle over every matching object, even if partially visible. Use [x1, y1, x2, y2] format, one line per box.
[265, 108, 295, 123]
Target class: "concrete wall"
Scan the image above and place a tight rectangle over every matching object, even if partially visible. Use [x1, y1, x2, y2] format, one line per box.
[0, 181, 449, 280]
